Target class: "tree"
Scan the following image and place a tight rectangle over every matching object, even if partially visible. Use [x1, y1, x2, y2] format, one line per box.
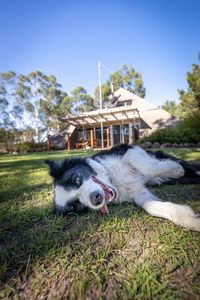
[161, 100, 183, 118]
[94, 64, 146, 107]
[39, 87, 72, 134]
[161, 53, 200, 130]
[71, 86, 94, 113]
[0, 96, 10, 129]
[110, 64, 146, 98]
[17, 71, 53, 142]
[0, 71, 23, 129]
[17, 72, 75, 137]
[94, 81, 111, 108]
[162, 100, 177, 114]
[0, 70, 75, 147]
[178, 54, 200, 116]
[0, 70, 77, 141]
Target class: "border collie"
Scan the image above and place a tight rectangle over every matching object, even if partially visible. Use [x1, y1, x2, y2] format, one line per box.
[45, 144, 200, 231]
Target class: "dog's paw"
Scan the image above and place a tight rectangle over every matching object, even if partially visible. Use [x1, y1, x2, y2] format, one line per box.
[167, 161, 185, 178]
[172, 205, 200, 231]
[146, 177, 166, 186]
[177, 215, 200, 231]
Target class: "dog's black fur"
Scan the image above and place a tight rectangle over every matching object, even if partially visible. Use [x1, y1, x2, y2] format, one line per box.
[45, 158, 95, 214]
[93, 144, 200, 184]
[147, 149, 200, 184]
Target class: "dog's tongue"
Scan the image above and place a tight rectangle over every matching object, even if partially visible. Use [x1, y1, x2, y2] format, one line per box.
[101, 203, 109, 213]
[91, 176, 112, 214]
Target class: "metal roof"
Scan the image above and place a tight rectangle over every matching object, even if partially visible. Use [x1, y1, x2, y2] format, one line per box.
[61, 105, 140, 127]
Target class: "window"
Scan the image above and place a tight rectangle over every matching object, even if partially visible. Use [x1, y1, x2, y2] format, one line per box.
[117, 100, 132, 107]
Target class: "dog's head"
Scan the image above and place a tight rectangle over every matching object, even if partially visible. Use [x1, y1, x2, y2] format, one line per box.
[45, 157, 117, 215]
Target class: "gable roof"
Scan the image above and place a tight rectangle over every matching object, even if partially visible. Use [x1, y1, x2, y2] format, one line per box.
[110, 88, 180, 129]
[110, 88, 158, 110]
[61, 88, 180, 129]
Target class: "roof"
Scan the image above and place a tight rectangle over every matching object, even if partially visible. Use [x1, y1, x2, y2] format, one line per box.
[110, 88, 158, 110]
[108, 88, 145, 103]
[61, 88, 180, 129]
[61, 104, 140, 127]
[111, 88, 180, 129]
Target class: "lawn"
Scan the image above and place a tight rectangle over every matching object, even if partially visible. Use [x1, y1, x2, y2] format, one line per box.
[0, 148, 200, 299]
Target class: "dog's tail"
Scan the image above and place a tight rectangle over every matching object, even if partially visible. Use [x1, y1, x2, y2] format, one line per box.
[147, 150, 200, 185]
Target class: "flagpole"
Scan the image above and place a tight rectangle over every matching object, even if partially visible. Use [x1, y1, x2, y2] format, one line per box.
[98, 61, 102, 109]
[98, 61, 104, 149]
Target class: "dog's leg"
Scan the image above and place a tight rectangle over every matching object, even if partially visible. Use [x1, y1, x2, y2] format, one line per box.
[124, 147, 184, 178]
[133, 188, 200, 231]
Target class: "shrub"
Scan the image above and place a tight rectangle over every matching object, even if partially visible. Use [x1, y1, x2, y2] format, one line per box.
[138, 127, 200, 144]
[16, 142, 47, 152]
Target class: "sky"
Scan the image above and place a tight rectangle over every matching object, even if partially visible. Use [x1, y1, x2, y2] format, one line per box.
[0, 0, 200, 106]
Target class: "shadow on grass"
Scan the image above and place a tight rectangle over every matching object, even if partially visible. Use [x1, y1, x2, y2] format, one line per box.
[0, 150, 96, 201]
[0, 183, 53, 203]
[0, 200, 140, 286]
[0, 184, 200, 295]
[0, 149, 95, 163]
[0, 150, 94, 171]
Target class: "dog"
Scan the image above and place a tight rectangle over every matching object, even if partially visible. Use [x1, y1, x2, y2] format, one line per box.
[45, 144, 200, 231]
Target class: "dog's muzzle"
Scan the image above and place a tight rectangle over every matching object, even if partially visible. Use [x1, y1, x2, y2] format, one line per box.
[91, 176, 117, 213]
[90, 191, 104, 206]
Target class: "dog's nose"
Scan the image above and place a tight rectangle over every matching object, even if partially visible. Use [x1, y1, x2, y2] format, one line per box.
[90, 191, 103, 206]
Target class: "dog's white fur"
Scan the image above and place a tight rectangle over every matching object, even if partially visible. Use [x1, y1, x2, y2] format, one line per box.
[55, 146, 200, 231]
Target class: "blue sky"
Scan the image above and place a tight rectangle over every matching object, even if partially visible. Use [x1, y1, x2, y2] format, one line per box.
[0, 0, 199, 106]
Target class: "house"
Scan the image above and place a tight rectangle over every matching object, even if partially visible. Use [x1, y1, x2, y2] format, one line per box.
[49, 88, 180, 150]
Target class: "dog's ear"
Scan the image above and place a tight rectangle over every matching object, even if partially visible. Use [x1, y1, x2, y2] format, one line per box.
[44, 159, 59, 178]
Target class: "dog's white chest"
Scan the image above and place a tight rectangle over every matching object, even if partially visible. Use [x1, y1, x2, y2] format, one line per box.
[98, 156, 139, 203]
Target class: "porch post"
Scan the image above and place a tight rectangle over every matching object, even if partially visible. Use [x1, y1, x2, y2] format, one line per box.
[129, 123, 133, 144]
[47, 135, 51, 151]
[128, 123, 137, 144]
[120, 124, 122, 143]
[100, 122, 104, 149]
[90, 129, 94, 149]
[67, 134, 71, 151]
[106, 127, 110, 149]
[132, 126, 135, 143]
[120, 123, 125, 143]
[110, 125, 114, 147]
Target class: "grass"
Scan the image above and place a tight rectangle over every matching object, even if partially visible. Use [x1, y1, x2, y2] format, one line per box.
[0, 148, 200, 299]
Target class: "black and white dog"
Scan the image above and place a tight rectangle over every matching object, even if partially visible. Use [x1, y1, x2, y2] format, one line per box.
[45, 144, 200, 231]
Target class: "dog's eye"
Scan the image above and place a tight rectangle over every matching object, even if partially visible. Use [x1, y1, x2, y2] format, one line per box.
[72, 174, 82, 186]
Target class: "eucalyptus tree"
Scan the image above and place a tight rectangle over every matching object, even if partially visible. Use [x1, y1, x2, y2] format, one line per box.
[176, 53, 200, 128]
[94, 81, 111, 107]
[161, 100, 183, 118]
[161, 53, 200, 126]
[0, 71, 19, 129]
[39, 83, 73, 135]
[71, 86, 94, 113]
[0, 88, 10, 129]
[178, 54, 200, 115]
[110, 64, 146, 98]
[16, 72, 75, 139]
[17, 71, 53, 142]
[94, 64, 146, 107]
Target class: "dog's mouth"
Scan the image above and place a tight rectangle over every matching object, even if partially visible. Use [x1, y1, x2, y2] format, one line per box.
[91, 176, 117, 213]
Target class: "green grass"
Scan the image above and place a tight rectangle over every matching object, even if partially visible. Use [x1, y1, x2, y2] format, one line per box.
[0, 148, 200, 299]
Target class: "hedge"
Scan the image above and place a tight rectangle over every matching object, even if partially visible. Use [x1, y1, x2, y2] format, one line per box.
[138, 127, 200, 144]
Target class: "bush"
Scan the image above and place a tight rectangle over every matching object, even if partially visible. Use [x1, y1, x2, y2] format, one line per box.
[16, 142, 47, 152]
[138, 127, 200, 144]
